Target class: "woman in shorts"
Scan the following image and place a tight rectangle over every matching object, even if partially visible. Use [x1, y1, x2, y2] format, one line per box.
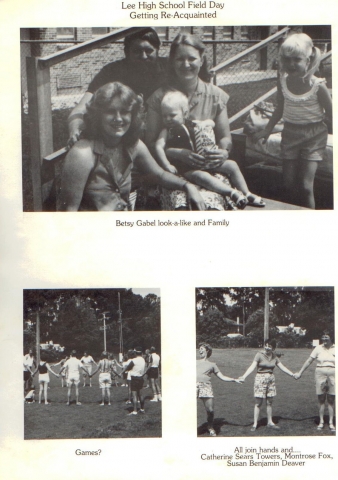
[197, 343, 241, 437]
[34, 352, 59, 405]
[295, 331, 335, 431]
[239, 338, 295, 431]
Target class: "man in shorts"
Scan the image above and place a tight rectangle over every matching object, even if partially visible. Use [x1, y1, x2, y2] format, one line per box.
[147, 346, 161, 402]
[90, 352, 121, 406]
[60, 350, 89, 405]
[121, 347, 146, 415]
[80, 352, 97, 387]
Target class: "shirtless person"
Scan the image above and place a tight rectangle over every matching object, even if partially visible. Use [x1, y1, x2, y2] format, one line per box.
[90, 352, 121, 406]
[59, 350, 89, 405]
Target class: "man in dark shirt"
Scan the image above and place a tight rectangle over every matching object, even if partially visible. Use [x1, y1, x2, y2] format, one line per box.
[68, 28, 167, 146]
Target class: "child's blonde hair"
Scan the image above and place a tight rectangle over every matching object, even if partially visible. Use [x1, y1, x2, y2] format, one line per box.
[279, 33, 322, 80]
[161, 90, 189, 116]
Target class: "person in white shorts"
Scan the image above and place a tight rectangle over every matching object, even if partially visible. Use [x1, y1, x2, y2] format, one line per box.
[81, 352, 97, 387]
[147, 347, 162, 402]
[23, 349, 36, 395]
[33, 352, 59, 405]
[51, 356, 69, 387]
[90, 352, 121, 406]
[59, 350, 89, 405]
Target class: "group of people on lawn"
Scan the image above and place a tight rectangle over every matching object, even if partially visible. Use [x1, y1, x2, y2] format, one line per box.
[24, 346, 161, 415]
[197, 332, 335, 436]
[58, 28, 331, 211]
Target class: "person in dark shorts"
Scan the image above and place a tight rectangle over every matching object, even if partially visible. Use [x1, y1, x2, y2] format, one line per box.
[121, 347, 146, 415]
[147, 346, 161, 402]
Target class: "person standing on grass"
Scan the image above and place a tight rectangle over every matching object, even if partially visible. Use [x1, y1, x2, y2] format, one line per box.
[147, 346, 162, 402]
[238, 338, 295, 432]
[294, 331, 335, 432]
[121, 347, 146, 415]
[23, 349, 36, 395]
[197, 343, 242, 437]
[108, 353, 122, 387]
[80, 352, 97, 387]
[59, 350, 89, 406]
[33, 352, 59, 405]
[90, 351, 121, 406]
[253, 33, 332, 209]
[51, 355, 69, 387]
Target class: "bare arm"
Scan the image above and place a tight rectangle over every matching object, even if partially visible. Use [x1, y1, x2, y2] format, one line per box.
[294, 356, 314, 379]
[239, 360, 258, 381]
[67, 92, 93, 147]
[46, 363, 59, 377]
[155, 129, 177, 173]
[145, 107, 163, 153]
[57, 140, 95, 211]
[252, 83, 284, 143]
[317, 83, 332, 130]
[216, 372, 242, 383]
[276, 361, 294, 377]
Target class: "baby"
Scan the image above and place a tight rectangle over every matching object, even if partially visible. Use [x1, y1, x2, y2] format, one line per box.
[155, 91, 265, 208]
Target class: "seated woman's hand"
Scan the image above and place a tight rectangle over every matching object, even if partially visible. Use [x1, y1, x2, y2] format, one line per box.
[204, 148, 229, 168]
[67, 128, 82, 149]
[176, 149, 206, 169]
[184, 183, 206, 210]
[165, 164, 178, 175]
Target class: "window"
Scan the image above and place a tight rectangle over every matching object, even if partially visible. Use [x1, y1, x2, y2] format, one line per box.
[56, 28, 75, 40]
[223, 27, 234, 39]
[156, 27, 168, 40]
[92, 27, 110, 37]
[202, 26, 214, 39]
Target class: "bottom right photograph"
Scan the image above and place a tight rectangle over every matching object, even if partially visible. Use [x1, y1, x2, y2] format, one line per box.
[196, 287, 335, 437]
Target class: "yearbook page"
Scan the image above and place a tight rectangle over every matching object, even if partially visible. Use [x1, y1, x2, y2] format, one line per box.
[0, 0, 337, 479]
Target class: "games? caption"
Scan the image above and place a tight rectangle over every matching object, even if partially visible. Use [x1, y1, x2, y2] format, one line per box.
[75, 449, 102, 456]
[116, 219, 230, 227]
[201, 446, 333, 467]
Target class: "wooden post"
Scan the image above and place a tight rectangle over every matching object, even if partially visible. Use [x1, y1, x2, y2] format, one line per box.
[264, 287, 269, 341]
[26, 57, 53, 211]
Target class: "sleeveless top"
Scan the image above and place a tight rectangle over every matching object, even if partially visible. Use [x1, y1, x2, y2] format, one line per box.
[100, 359, 112, 373]
[38, 362, 48, 374]
[79, 140, 136, 211]
[280, 74, 326, 124]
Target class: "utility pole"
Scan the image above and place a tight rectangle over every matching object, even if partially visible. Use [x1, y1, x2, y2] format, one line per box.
[118, 293, 123, 362]
[264, 287, 269, 341]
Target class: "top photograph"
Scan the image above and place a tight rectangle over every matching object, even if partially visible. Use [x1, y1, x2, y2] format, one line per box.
[21, 25, 333, 212]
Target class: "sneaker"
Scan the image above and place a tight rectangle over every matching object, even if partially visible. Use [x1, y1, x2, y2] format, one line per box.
[76, 402, 82, 406]
[100, 403, 105, 406]
[139, 409, 145, 414]
[128, 411, 137, 415]
[125, 400, 132, 405]
[267, 424, 280, 430]
[208, 428, 216, 437]
[150, 398, 158, 402]
[329, 424, 335, 432]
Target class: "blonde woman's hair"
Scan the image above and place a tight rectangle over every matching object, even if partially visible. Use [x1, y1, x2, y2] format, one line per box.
[161, 90, 189, 115]
[279, 33, 322, 80]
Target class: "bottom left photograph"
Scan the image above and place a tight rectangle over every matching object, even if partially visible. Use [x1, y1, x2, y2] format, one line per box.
[23, 288, 161, 439]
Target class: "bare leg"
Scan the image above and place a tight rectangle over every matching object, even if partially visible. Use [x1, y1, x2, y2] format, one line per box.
[44, 383, 49, 404]
[202, 397, 215, 433]
[297, 160, 319, 209]
[139, 390, 145, 411]
[100, 388, 105, 405]
[184, 170, 236, 197]
[75, 385, 81, 405]
[67, 385, 71, 405]
[266, 398, 275, 425]
[150, 378, 157, 401]
[132, 391, 138, 412]
[282, 159, 298, 205]
[216, 160, 250, 194]
[107, 388, 111, 405]
[253, 397, 263, 428]
[327, 395, 335, 428]
[155, 378, 161, 398]
[317, 394, 326, 426]
[39, 383, 43, 404]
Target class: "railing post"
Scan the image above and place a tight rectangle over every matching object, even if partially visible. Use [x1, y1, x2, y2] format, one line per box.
[26, 57, 53, 211]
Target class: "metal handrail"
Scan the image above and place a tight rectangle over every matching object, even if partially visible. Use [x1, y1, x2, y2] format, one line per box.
[210, 27, 290, 75]
[37, 27, 146, 69]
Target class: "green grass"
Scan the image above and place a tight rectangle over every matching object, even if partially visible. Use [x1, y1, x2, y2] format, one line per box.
[24, 368, 161, 439]
[197, 348, 336, 437]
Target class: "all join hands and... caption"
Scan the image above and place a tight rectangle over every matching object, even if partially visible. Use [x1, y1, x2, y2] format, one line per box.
[201, 446, 334, 467]
[121, 2, 225, 19]
[116, 219, 230, 227]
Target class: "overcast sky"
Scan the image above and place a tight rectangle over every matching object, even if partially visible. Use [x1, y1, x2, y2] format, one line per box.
[132, 288, 160, 298]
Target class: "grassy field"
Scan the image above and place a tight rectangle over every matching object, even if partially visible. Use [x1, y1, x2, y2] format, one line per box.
[24, 367, 161, 439]
[197, 348, 336, 438]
